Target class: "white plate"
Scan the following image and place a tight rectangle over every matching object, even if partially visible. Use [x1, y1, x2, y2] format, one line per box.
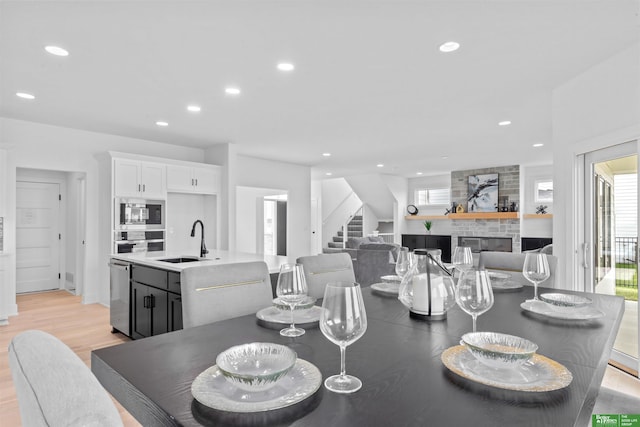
[371, 282, 400, 295]
[520, 300, 605, 320]
[380, 275, 402, 283]
[191, 359, 322, 413]
[256, 306, 322, 325]
[491, 281, 523, 291]
[272, 296, 317, 311]
[441, 345, 573, 392]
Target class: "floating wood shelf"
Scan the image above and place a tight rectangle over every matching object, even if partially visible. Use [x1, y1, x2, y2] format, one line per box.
[405, 212, 519, 220]
[448, 212, 519, 220]
[404, 215, 448, 220]
[524, 214, 553, 219]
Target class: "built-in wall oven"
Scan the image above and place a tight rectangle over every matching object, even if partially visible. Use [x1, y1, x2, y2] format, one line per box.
[116, 198, 164, 230]
[114, 198, 165, 253]
[114, 230, 165, 253]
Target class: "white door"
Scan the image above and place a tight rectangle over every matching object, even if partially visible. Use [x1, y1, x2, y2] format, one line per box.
[16, 182, 61, 293]
[583, 141, 639, 375]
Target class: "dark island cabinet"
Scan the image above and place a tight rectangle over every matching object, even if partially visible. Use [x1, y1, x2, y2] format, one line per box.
[130, 264, 182, 340]
[401, 234, 452, 263]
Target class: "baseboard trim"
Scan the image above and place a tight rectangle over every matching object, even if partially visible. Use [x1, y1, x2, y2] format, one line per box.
[609, 359, 639, 378]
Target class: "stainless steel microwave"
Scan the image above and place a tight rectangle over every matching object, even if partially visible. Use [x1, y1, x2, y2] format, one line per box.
[115, 198, 164, 230]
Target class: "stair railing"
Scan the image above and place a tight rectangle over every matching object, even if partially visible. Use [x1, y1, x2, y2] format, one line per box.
[341, 206, 363, 248]
[322, 191, 362, 250]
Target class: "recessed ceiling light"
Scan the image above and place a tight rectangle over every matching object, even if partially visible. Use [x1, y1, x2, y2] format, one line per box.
[416, 172, 423, 175]
[533, 143, 544, 147]
[377, 164, 384, 168]
[498, 120, 512, 126]
[225, 87, 241, 95]
[442, 156, 449, 160]
[322, 153, 331, 157]
[44, 45, 69, 56]
[326, 172, 333, 176]
[16, 92, 35, 100]
[156, 121, 169, 127]
[439, 41, 460, 53]
[187, 105, 201, 113]
[277, 63, 295, 71]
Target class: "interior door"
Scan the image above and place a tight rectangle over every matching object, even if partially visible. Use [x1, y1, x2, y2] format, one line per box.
[584, 140, 639, 375]
[16, 181, 61, 293]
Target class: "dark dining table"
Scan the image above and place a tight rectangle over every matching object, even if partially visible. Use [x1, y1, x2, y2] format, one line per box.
[92, 285, 624, 427]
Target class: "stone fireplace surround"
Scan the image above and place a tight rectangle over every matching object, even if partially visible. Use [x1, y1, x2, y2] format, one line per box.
[451, 165, 521, 253]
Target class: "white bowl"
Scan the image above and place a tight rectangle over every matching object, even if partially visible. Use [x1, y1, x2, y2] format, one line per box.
[216, 343, 297, 391]
[462, 332, 538, 370]
[487, 271, 511, 286]
[540, 293, 592, 310]
[273, 296, 316, 311]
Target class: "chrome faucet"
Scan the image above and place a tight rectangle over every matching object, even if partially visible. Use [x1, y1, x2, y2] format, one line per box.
[190, 219, 208, 258]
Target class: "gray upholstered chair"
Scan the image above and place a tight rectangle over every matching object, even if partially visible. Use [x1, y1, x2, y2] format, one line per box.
[8, 330, 123, 427]
[478, 251, 558, 287]
[181, 261, 273, 328]
[296, 253, 356, 298]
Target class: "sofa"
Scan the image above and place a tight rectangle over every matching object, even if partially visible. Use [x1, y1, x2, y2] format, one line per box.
[324, 236, 401, 286]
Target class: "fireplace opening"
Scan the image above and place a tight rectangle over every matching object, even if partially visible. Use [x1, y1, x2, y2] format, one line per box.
[457, 236, 512, 253]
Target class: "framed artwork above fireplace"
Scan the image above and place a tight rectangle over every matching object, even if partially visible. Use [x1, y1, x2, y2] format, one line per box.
[467, 173, 499, 212]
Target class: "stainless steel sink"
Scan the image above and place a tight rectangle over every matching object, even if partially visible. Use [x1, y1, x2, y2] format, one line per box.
[158, 257, 201, 263]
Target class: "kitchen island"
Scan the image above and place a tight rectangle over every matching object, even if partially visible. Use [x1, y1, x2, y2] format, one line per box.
[110, 249, 292, 274]
[109, 250, 293, 340]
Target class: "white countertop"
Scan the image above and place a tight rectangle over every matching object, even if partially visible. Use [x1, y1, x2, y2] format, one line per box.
[110, 250, 293, 274]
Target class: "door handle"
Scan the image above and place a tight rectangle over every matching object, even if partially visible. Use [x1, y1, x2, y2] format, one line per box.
[583, 242, 590, 268]
[143, 295, 149, 308]
[150, 294, 155, 309]
[143, 184, 146, 192]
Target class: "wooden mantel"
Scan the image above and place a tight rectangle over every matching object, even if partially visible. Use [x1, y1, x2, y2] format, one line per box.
[405, 212, 519, 220]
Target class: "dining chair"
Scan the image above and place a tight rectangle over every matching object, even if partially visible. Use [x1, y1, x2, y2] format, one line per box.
[478, 251, 558, 287]
[8, 330, 124, 427]
[181, 261, 273, 328]
[296, 253, 356, 298]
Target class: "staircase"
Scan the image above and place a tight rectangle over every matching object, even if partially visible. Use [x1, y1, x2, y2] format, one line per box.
[327, 214, 363, 249]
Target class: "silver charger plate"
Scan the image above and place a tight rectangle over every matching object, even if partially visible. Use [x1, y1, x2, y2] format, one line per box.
[441, 345, 573, 392]
[191, 359, 322, 413]
[521, 300, 605, 320]
[371, 281, 400, 296]
[256, 306, 322, 324]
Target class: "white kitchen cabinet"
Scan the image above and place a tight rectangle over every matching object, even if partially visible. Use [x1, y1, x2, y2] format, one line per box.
[114, 159, 166, 199]
[167, 164, 220, 195]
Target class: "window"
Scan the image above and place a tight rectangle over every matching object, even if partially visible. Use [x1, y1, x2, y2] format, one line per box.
[414, 188, 450, 206]
[534, 180, 553, 203]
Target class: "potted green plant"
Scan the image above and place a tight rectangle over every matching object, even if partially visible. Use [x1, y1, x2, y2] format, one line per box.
[423, 220, 432, 234]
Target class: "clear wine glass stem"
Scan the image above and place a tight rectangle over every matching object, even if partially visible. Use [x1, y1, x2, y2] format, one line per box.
[339, 344, 347, 377]
[533, 282, 539, 301]
[472, 314, 477, 333]
[289, 304, 296, 329]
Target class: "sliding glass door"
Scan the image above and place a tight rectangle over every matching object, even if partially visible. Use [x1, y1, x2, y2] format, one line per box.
[584, 141, 639, 375]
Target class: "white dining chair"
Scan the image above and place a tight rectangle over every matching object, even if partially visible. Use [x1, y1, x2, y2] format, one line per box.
[296, 253, 357, 299]
[181, 261, 273, 328]
[8, 330, 124, 427]
[478, 251, 558, 287]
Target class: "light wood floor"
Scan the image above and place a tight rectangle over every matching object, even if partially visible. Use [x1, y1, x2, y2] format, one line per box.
[0, 290, 141, 426]
[1, 291, 639, 426]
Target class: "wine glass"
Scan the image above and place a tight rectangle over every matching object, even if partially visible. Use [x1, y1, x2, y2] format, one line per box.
[320, 281, 368, 393]
[522, 253, 550, 301]
[276, 263, 308, 337]
[395, 247, 410, 279]
[452, 246, 474, 278]
[455, 269, 494, 333]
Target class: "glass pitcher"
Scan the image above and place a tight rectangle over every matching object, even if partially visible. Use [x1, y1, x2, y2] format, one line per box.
[398, 249, 456, 320]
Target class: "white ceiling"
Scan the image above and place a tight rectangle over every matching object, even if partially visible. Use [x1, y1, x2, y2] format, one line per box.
[1, 1, 638, 179]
